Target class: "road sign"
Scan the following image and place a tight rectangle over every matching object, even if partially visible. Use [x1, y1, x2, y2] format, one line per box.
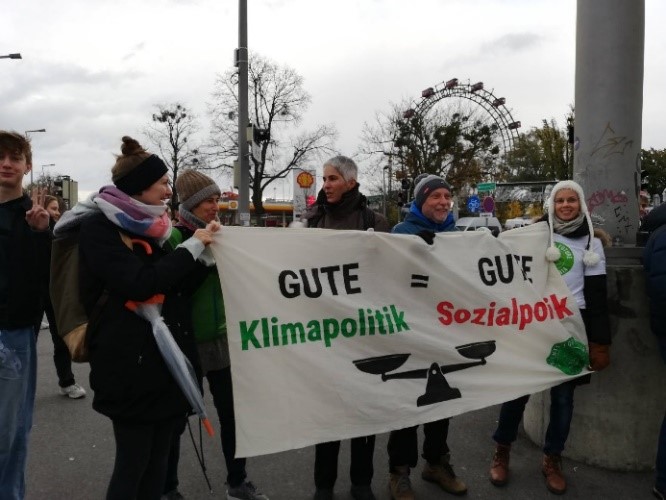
[477, 182, 496, 192]
[482, 196, 495, 213]
[467, 194, 480, 213]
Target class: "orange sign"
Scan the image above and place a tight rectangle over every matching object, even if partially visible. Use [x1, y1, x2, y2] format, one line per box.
[296, 171, 315, 189]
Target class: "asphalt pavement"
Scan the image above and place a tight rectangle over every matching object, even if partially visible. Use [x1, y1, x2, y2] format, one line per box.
[26, 326, 657, 500]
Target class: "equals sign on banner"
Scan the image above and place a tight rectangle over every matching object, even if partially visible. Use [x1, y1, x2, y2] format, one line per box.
[410, 274, 429, 288]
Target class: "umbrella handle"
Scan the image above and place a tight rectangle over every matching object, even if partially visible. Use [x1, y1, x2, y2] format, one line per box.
[125, 294, 166, 312]
[202, 417, 215, 437]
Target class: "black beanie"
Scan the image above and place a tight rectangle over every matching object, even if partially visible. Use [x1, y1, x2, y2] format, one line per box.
[113, 155, 168, 195]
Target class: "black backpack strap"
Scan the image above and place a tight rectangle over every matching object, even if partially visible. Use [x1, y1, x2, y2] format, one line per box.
[363, 208, 376, 230]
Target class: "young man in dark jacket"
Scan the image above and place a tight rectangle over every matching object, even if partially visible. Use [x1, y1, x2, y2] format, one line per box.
[0, 131, 50, 500]
[388, 174, 466, 500]
[304, 155, 389, 500]
[642, 203, 666, 500]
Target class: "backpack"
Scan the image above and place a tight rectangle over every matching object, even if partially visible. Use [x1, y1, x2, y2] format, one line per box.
[50, 229, 132, 362]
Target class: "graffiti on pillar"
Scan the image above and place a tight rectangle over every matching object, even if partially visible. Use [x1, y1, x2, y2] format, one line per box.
[587, 189, 628, 213]
[586, 188, 633, 236]
[583, 123, 636, 237]
[590, 123, 634, 159]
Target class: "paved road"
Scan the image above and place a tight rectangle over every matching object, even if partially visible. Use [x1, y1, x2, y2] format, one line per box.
[26, 327, 656, 499]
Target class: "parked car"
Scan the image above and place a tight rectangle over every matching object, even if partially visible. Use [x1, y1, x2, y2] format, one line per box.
[455, 216, 502, 236]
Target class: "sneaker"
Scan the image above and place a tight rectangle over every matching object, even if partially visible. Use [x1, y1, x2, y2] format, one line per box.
[422, 453, 467, 495]
[489, 444, 511, 486]
[350, 484, 376, 500]
[161, 490, 185, 500]
[542, 454, 566, 495]
[653, 485, 665, 500]
[60, 383, 86, 399]
[312, 489, 333, 500]
[389, 466, 415, 500]
[227, 481, 269, 500]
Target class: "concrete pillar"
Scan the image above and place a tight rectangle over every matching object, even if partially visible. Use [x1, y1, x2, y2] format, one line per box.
[571, 0, 644, 244]
[523, 2, 666, 471]
[524, 248, 666, 470]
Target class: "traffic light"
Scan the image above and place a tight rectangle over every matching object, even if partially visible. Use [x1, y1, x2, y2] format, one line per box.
[253, 128, 270, 144]
[397, 191, 404, 207]
[54, 178, 63, 196]
[401, 178, 411, 191]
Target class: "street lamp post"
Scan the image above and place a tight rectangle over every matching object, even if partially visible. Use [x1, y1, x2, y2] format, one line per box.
[25, 129, 46, 188]
[382, 165, 390, 217]
[237, 0, 250, 226]
[0, 53, 22, 60]
[41, 163, 55, 189]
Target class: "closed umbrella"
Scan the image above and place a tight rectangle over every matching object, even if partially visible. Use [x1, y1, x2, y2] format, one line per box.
[127, 296, 214, 437]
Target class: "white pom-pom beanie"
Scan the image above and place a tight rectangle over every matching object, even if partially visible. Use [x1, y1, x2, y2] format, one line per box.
[546, 180, 600, 266]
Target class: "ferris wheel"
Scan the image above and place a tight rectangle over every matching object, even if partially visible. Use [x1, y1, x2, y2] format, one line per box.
[401, 78, 522, 156]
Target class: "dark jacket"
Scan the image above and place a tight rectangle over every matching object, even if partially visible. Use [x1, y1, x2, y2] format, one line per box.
[642, 203, 666, 338]
[391, 204, 457, 234]
[304, 186, 390, 232]
[0, 194, 50, 329]
[79, 212, 207, 422]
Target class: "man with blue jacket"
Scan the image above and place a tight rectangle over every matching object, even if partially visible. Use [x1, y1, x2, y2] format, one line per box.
[392, 174, 457, 236]
[388, 174, 466, 500]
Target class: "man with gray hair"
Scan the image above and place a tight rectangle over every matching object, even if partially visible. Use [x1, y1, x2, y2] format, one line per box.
[304, 155, 389, 500]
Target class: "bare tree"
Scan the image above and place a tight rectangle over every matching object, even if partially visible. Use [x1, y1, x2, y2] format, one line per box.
[209, 54, 337, 217]
[144, 103, 201, 208]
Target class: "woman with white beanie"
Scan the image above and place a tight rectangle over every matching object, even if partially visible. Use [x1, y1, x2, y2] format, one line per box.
[488, 180, 612, 495]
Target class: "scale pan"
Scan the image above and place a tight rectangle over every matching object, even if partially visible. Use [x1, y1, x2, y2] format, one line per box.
[456, 340, 496, 359]
[353, 354, 410, 374]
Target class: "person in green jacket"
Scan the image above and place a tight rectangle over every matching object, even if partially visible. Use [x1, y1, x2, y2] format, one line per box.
[162, 170, 268, 500]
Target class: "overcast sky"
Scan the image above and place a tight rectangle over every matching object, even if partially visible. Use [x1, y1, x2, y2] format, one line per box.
[3, 0, 664, 199]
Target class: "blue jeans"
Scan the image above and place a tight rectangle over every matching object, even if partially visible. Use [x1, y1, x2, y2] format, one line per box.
[656, 336, 666, 492]
[493, 380, 577, 455]
[0, 327, 37, 500]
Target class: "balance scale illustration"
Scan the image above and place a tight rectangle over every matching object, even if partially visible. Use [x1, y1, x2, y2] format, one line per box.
[353, 340, 496, 407]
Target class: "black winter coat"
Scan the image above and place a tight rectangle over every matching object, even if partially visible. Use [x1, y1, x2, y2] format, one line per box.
[79, 212, 207, 422]
[304, 186, 390, 232]
[0, 195, 50, 329]
[643, 203, 666, 338]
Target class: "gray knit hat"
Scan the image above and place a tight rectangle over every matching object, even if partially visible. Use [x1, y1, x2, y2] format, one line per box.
[413, 174, 452, 209]
[176, 170, 221, 211]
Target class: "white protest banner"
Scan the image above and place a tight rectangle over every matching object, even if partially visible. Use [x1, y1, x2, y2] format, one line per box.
[210, 222, 590, 458]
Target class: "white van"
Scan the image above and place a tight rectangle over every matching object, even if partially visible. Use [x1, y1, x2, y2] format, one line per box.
[504, 217, 535, 230]
[455, 216, 502, 237]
